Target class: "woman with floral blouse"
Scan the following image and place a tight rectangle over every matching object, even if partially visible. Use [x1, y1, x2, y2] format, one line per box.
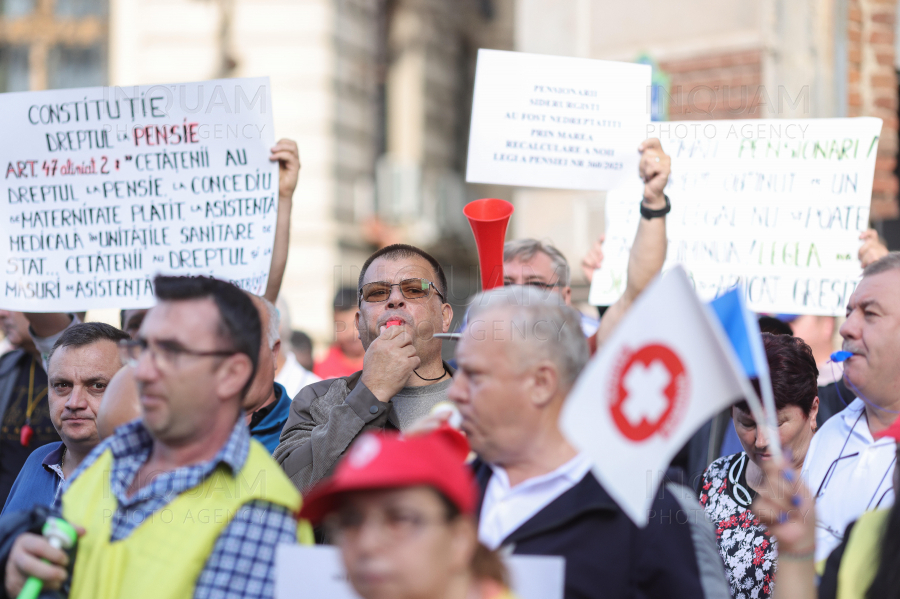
[700, 333, 820, 599]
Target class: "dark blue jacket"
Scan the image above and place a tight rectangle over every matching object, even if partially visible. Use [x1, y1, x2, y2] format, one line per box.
[1, 442, 63, 516]
[250, 383, 292, 454]
[473, 461, 713, 599]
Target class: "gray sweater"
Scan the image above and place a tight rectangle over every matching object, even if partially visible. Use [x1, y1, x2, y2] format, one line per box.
[273, 364, 454, 493]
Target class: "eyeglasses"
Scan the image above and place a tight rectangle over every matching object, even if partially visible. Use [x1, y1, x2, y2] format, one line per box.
[502, 280, 563, 290]
[359, 278, 445, 304]
[325, 508, 451, 545]
[119, 338, 236, 370]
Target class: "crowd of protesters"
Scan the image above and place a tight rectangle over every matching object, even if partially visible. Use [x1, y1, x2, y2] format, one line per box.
[0, 132, 895, 599]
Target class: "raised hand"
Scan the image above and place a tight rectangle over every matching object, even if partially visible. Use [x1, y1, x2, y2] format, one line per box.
[859, 229, 889, 268]
[638, 138, 670, 209]
[270, 138, 300, 202]
[580, 235, 605, 283]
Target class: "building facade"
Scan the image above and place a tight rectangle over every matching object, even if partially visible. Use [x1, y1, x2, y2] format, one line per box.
[1, 0, 897, 347]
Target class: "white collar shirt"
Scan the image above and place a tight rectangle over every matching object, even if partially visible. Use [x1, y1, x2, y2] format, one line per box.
[801, 398, 897, 563]
[478, 453, 593, 551]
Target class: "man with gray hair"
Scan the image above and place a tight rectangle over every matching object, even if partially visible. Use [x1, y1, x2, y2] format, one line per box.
[448, 286, 729, 599]
[801, 251, 900, 562]
[2, 323, 129, 515]
[273, 297, 320, 399]
[503, 138, 671, 346]
[245, 295, 297, 453]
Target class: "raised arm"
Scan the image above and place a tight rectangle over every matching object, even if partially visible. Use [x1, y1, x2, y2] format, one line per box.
[594, 138, 670, 345]
[23, 313, 72, 339]
[264, 138, 299, 303]
[23, 312, 80, 368]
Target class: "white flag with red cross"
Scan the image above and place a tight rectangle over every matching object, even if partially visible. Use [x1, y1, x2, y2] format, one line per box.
[560, 266, 760, 527]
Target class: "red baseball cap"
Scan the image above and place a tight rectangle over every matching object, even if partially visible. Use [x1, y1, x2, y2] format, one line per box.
[874, 417, 900, 443]
[299, 427, 476, 525]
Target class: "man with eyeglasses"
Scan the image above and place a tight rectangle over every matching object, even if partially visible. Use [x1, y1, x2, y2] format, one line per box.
[4, 275, 311, 599]
[275, 244, 454, 493]
[503, 138, 671, 348]
[447, 286, 726, 599]
[503, 239, 604, 336]
[801, 251, 900, 564]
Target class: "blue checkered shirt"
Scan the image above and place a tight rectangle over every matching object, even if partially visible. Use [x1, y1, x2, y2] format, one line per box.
[55, 418, 298, 599]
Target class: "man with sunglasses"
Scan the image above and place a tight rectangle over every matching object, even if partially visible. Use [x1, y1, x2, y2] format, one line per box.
[4, 275, 310, 599]
[275, 244, 454, 493]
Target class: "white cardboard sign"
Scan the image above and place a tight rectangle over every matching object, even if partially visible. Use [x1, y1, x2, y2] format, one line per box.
[1, 77, 278, 311]
[275, 544, 565, 599]
[465, 49, 651, 191]
[590, 118, 882, 315]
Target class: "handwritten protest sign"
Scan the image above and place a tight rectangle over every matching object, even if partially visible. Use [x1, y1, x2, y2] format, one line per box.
[465, 49, 650, 191]
[1, 77, 278, 311]
[275, 545, 565, 599]
[589, 117, 883, 316]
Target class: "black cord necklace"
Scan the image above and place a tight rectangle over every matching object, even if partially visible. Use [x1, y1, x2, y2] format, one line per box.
[414, 364, 449, 382]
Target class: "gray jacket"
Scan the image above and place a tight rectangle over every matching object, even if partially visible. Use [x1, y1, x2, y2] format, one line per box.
[273, 371, 398, 493]
[274, 363, 454, 493]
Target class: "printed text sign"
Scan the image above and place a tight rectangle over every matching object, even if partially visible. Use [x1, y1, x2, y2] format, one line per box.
[466, 49, 650, 191]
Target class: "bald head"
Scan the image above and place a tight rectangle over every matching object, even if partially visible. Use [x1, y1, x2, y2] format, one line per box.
[97, 365, 141, 439]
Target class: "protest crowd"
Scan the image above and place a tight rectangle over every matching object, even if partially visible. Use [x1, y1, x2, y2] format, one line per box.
[0, 56, 899, 599]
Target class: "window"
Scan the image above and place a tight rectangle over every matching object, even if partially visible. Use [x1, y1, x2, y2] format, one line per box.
[0, 45, 28, 92]
[48, 43, 105, 88]
[0, 0, 107, 91]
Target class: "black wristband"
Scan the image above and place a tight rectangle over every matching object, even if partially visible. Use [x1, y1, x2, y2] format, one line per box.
[640, 194, 671, 220]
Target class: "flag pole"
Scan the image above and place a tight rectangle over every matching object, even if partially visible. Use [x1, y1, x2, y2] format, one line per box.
[738, 293, 784, 466]
[702, 298, 785, 465]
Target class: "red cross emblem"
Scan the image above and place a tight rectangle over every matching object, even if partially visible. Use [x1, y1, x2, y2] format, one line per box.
[609, 344, 690, 441]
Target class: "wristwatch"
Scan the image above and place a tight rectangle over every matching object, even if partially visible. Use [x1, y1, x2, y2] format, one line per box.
[640, 194, 671, 220]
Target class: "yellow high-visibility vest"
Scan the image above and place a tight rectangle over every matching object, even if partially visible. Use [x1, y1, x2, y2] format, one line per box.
[836, 508, 889, 599]
[62, 440, 313, 599]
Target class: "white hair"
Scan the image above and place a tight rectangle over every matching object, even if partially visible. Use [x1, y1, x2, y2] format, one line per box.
[276, 296, 292, 344]
[258, 296, 280, 349]
[466, 285, 588, 388]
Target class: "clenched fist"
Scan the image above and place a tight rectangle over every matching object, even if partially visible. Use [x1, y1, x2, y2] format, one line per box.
[360, 325, 421, 402]
[638, 138, 671, 209]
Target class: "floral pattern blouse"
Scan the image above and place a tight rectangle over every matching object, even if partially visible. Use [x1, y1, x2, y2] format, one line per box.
[700, 452, 776, 599]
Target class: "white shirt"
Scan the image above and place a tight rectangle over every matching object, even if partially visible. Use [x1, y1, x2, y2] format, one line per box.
[275, 351, 321, 399]
[817, 360, 844, 387]
[801, 398, 896, 563]
[479, 453, 593, 550]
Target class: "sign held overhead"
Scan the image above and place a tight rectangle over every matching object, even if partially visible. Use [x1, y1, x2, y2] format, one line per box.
[589, 117, 883, 316]
[466, 49, 651, 191]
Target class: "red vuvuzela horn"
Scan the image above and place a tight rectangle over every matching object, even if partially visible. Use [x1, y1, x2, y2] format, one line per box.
[463, 198, 514, 291]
